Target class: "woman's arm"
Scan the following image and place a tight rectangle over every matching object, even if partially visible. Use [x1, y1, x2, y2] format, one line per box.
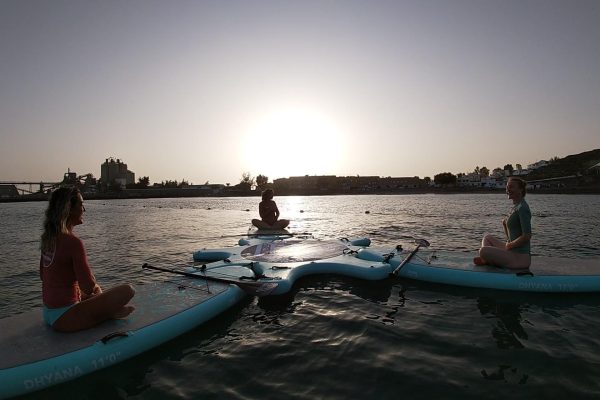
[502, 217, 509, 240]
[70, 235, 98, 298]
[505, 233, 532, 250]
[274, 202, 280, 219]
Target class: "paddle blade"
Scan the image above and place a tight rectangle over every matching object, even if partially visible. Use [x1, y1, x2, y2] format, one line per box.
[415, 239, 430, 247]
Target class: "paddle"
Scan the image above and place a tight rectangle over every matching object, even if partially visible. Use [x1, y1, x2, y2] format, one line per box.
[142, 263, 278, 296]
[390, 238, 430, 276]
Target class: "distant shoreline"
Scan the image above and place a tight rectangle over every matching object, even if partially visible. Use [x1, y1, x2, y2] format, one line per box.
[2, 186, 600, 203]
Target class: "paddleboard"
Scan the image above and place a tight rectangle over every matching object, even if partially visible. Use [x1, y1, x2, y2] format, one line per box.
[358, 247, 600, 293]
[0, 277, 245, 399]
[192, 238, 386, 295]
[238, 227, 313, 246]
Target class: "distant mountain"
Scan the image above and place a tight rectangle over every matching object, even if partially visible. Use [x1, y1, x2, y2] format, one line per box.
[526, 149, 600, 180]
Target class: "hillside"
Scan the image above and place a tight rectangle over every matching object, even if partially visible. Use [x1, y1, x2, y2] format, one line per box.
[526, 149, 600, 180]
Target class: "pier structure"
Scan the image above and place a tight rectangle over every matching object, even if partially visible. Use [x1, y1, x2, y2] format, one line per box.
[0, 170, 97, 199]
[0, 181, 60, 195]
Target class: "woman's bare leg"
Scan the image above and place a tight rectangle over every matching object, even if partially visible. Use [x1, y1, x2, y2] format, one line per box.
[482, 234, 505, 248]
[272, 219, 290, 229]
[252, 219, 273, 230]
[479, 247, 531, 269]
[53, 284, 135, 332]
[475, 234, 508, 265]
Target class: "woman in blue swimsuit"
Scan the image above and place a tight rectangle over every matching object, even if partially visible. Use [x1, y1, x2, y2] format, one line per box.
[475, 177, 532, 269]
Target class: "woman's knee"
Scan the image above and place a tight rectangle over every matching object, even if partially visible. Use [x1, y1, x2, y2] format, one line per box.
[124, 284, 135, 299]
[115, 284, 135, 302]
[483, 234, 505, 248]
[479, 246, 504, 262]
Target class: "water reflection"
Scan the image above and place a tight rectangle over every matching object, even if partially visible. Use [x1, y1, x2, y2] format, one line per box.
[481, 365, 529, 384]
[258, 274, 394, 304]
[477, 297, 528, 349]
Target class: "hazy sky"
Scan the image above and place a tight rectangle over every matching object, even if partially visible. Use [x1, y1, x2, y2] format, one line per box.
[1, 0, 599, 185]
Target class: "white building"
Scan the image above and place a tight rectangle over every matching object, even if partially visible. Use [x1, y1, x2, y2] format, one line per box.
[481, 176, 505, 188]
[457, 173, 481, 187]
[456, 173, 506, 188]
[512, 168, 530, 176]
[527, 160, 548, 170]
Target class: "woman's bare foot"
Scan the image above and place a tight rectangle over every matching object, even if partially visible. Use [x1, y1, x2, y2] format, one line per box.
[473, 256, 486, 266]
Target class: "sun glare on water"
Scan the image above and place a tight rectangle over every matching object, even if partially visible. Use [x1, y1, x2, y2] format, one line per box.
[240, 108, 344, 180]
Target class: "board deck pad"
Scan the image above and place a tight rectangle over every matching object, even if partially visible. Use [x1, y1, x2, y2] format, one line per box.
[412, 249, 600, 276]
[0, 278, 228, 370]
[241, 240, 347, 263]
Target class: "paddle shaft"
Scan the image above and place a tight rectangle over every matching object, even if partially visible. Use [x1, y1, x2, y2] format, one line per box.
[391, 244, 422, 276]
[142, 263, 277, 296]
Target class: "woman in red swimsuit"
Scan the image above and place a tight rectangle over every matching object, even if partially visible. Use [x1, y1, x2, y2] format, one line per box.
[40, 187, 135, 332]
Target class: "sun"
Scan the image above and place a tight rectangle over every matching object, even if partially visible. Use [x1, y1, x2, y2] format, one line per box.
[240, 107, 344, 180]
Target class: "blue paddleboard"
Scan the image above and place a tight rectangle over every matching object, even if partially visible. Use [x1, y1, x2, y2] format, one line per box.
[0, 278, 245, 399]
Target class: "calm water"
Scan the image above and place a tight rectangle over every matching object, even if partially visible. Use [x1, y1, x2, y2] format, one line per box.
[1, 194, 600, 399]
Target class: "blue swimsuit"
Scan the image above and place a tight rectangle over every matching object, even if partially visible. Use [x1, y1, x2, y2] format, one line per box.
[506, 199, 532, 254]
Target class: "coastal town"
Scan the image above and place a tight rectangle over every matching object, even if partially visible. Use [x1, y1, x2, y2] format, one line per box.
[1, 149, 599, 201]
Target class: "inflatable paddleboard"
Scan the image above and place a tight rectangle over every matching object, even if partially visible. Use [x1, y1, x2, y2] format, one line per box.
[0, 277, 245, 399]
[192, 238, 381, 295]
[192, 237, 600, 294]
[359, 247, 600, 293]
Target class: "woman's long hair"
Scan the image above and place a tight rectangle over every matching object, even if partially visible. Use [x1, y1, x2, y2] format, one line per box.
[41, 187, 80, 252]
